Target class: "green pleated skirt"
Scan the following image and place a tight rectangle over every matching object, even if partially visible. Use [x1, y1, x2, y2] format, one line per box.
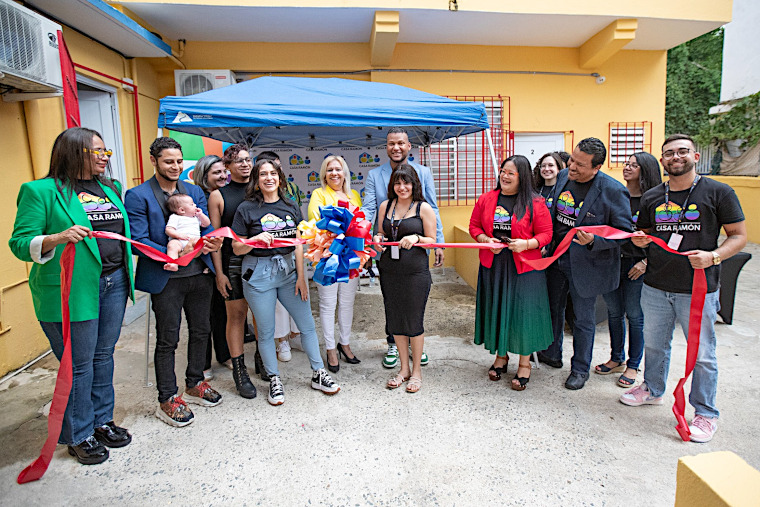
[474, 250, 553, 356]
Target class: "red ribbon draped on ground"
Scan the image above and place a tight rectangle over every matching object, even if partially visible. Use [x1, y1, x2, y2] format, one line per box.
[376, 225, 706, 441]
[17, 243, 75, 484]
[19, 224, 705, 482]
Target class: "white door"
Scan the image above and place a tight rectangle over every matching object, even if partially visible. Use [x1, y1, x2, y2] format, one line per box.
[76, 80, 128, 187]
[513, 133, 566, 167]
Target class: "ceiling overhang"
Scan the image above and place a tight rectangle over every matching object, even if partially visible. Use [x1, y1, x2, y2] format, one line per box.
[25, 0, 172, 57]
[110, 3, 729, 52]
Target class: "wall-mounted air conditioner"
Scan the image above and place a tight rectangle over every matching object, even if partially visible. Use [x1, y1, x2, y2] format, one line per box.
[174, 69, 236, 96]
[0, 0, 63, 97]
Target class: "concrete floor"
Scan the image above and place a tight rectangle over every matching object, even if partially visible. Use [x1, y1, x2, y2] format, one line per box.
[1, 243, 759, 506]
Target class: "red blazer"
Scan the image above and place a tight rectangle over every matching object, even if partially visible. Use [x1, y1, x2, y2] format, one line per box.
[469, 190, 553, 273]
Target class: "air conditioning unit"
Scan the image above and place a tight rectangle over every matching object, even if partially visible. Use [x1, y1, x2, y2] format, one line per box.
[174, 69, 236, 96]
[0, 0, 63, 95]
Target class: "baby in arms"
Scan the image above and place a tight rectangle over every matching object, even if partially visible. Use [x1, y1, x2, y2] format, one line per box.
[164, 193, 211, 271]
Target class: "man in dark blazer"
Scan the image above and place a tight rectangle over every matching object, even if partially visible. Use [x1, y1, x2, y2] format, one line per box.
[125, 137, 223, 427]
[537, 137, 633, 390]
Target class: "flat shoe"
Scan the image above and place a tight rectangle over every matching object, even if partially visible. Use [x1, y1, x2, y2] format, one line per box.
[387, 373, 410, 389]
[406, 376, 422, 393]
[94, 421, 132, 448]
[617, 373, 637, 388]
[594, 362, 625, 375]
[67, 436, 109, 465]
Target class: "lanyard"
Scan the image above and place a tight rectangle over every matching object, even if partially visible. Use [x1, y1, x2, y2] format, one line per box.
[664, 174, 700, 226]
[389, 200, 414, 241]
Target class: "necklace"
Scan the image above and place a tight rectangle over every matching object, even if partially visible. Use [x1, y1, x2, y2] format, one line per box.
[389, 200, 414, 241]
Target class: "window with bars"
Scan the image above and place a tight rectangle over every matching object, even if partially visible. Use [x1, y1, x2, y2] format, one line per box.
[423, 97, 511, 206]
[608, 122, 652, 166]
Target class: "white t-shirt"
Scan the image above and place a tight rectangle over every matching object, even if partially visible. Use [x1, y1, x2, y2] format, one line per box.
[167, 214, 201, 238]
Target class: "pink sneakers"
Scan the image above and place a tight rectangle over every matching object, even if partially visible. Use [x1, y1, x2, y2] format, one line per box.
[619, 384, 664, 407]
[689, 415, 718, 443]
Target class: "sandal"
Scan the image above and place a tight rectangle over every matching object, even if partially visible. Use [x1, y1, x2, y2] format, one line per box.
[406, 376, 422, 393]
[617, 369, 639, 388]
[594, 361, 625, 375]
[511, 363, 531, 391]
[488, 356, 509, 381]
[387, 373, 410, 390]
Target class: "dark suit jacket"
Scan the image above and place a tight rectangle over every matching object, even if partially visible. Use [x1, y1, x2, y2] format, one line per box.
[549, 168, 632, 298]
[124, 176, 214, 294]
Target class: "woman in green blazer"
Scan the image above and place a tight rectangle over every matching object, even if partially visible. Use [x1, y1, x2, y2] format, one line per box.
[9, 127, 135, 465]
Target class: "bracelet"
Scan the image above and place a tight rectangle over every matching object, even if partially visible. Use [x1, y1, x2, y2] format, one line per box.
[642, 259, 647, 266]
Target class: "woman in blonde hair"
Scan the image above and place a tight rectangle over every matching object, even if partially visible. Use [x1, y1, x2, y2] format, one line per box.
[307, 156, 362, 373]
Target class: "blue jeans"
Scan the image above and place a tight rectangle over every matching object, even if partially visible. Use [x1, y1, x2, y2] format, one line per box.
[242, 255, 323, 377]
[40, 267, 128, 445]
[602, 258, 644, 370]
[544, 255, 598, 375]
[641, 284, 720, 418]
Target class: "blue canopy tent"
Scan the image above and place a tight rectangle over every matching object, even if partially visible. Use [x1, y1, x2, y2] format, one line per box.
[158, 76, 492, 155]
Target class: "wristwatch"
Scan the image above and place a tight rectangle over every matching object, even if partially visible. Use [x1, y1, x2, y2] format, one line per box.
[711, 251, 722, 266]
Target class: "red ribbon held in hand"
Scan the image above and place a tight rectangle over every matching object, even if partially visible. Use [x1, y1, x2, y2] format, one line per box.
[19, 225, 706, 483]
[517, 225, 706, 442]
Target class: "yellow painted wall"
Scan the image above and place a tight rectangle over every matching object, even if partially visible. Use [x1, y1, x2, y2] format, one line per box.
[0, 27, 163, 376]
[0, 2, 746, 374]
[713, 176, 760, 242]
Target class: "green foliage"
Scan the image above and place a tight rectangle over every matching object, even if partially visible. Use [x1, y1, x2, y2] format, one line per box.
[665, 28, 724, 137]
[695, 91, 760, 148]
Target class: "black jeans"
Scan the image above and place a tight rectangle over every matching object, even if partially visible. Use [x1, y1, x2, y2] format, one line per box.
[206, 283, 231, 369]
[152, 274, 213, 403]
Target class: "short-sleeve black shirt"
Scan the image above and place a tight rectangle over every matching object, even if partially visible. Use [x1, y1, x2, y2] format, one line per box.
[492, 193, 516, 242]
[232, 198, 302, 257]
[73, 179, 125, 275]
[638, 177, 745, 293]
[553, 177, 594, 244]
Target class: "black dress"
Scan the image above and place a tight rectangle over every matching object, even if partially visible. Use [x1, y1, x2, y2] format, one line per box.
[377, 201, 432, 337]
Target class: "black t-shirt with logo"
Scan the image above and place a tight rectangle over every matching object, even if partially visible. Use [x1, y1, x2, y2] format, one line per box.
[73, 179, 125, 275]
[539, 184, 555, 211]
[232, 198, 302, 257]
[620, 196, 647, 260]
[492, 193, 516, 241]
[553, 177, 594, 244]
[638, 177, 744, 294]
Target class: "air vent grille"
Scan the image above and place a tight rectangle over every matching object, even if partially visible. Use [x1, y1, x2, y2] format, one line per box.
[0, 2, 45, 82]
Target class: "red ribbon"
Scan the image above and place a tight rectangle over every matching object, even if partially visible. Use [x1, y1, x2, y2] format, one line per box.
[92, 227, 305, 266]
[375, 225, 706, 441]
[20, 225, 705, 481]
[17, 243, 75, 484]
[517, 225, 705, 442]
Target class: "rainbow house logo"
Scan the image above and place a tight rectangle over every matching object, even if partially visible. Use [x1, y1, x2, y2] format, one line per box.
[655, 202, 700, 223]
[290, 154, 311, 165]
[350, 171, 364, 182]
[260, 212, 295, 231]
[307, 171, 319, 183]
[556, 191, 582, 218]
[493, 206, 511, 223]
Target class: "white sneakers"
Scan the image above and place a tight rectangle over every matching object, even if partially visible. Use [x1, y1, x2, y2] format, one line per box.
[276, 339, 292, 362]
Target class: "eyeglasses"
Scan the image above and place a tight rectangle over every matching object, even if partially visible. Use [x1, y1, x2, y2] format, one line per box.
[662, 148, 694, 160]
[624, 162, 640, 169]
[84, 148, 113, 158]
[235, 157, 252, 164]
